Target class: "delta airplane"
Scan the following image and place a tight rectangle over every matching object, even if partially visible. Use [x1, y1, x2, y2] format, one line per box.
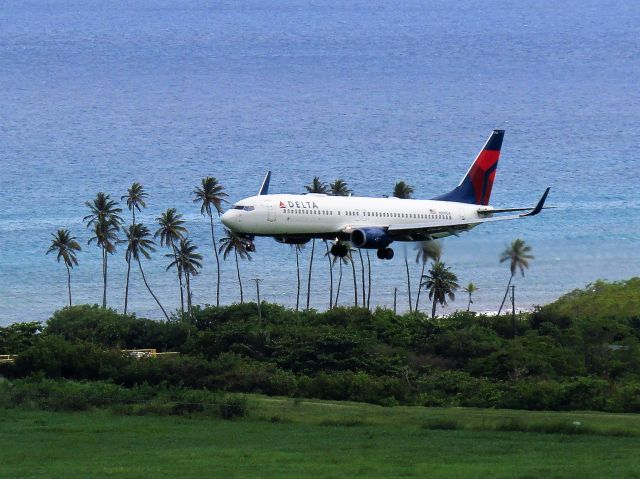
[220, 130, 550, 260]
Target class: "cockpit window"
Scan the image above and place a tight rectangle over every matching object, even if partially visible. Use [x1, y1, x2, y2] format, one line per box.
[244, 206, 255, 211]
[233, 205, 255, 211]
[233, 205, 244, 210]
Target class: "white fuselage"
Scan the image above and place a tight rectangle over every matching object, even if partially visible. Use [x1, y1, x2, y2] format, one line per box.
[221, 193, 486, 240]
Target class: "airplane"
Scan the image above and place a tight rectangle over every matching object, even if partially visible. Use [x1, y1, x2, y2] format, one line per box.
[220, 129, 550, 260]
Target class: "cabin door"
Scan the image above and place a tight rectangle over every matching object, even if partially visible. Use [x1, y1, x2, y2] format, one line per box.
[267, 205, 276, 222]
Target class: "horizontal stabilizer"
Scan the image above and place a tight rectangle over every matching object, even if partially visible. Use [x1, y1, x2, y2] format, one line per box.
[521, 187, 550, 217]
[386, 188, 551, 236]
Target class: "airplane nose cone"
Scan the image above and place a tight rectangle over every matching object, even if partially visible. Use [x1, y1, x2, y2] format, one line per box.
[221, 211, 232, 228]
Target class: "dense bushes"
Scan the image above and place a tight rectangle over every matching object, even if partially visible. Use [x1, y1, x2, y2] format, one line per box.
[0, 377, 249, 419]
[2, 279, 640, 412]
[46, 305, 189, 351]
[0, 322, 41, 354]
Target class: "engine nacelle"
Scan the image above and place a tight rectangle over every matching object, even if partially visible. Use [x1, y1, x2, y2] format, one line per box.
[350, 228, 392, 249]
[274, 237, 311, 245]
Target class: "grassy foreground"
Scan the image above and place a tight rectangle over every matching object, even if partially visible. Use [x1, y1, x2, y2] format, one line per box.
[2, 397, 640, 479]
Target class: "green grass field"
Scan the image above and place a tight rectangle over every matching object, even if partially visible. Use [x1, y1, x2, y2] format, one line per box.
[2, 397, 640, 479]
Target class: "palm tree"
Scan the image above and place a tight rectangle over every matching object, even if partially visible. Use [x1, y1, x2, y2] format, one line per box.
[121, 182, 147, 225]
[304, 177, 329, 309]
[422, 261, 459, 319]
[305, 177, 329, 195]
[393, 181, 414, 199]
[497, 239, 534, 315]
[358, 249, 366, 307]
[404, 247, 412, 313]
[219, 228, 252, 303]
[327, 179, 352, 308]
[84, 192, 123, 308]
[324, 241, 333, 309]
[330, 179, 352, 197]
[121, 182, 148, 314]
[350, 248, 358, 307]
[155, 208, 188, 317]
[329, 250, 352, 307]
[167, 238, 203, 318]
[463, 282, 478, 311]
[46, 229, 81, 307]
[414, 240, 442, 311]
[290, 243, 304, 310]
[123, 223, 169, 320]
[193, 177, 228, 307]
[366, 251, 372, 309]
[392, 182, 420, 312]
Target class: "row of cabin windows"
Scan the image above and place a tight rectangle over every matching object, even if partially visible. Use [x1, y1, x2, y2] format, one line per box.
[364, 211, 452, 220]
[283, 209, 333, 215]
[282, 209, 452, 220]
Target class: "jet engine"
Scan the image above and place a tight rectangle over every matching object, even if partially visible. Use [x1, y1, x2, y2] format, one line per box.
[350, 228, 392, 249]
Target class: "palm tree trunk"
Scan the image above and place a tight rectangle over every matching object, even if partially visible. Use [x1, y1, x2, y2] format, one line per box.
[137, 258, 169, 320]
[102, 246, 108, 308]
[66, 263, 72, 307]
[415, 261, 426, 312]
[336, 261, 343, 306]
[124, 257, 131, 314]
[208, 213, 221, 307]
[306, 239, 315, 309]
[295, 247, 300, 311]
[498, 274, 513, 315]
[405, 254, 412, 313]
[325, 242, 333, 309]
[431, 295, 437, 319]
[235, 249, 243, 303]
[185, 273, 192, 319]
[171, 241, 185, 317]
[358, 250, 366, 307]
[366, 251, 371, 310]
[467, 293, 472, 311]
[351, 257, 358, 307]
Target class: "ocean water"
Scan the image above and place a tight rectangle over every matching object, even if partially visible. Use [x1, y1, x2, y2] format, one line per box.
[1, 0, 639, 325]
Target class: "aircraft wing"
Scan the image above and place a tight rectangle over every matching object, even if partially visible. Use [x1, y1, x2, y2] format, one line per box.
[384, 188, 550, 239]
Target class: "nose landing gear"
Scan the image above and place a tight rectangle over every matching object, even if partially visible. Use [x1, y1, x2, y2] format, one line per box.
[240, 235, 256, 252]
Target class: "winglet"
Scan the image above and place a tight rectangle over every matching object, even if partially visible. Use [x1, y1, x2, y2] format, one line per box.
[258, 171, 272, 196]
[522, 187, 550, 217]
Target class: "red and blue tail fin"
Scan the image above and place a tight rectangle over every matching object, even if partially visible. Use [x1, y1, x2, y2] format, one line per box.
[433, 129, 504, 205]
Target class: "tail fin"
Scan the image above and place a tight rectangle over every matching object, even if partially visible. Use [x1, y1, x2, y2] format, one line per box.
[433, 129, 504, 205]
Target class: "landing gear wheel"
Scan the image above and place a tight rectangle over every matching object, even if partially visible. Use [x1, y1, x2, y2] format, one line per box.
[246, 242, 256, 252]
[377, 247, 394, 260]
[331, 243, 348, 257]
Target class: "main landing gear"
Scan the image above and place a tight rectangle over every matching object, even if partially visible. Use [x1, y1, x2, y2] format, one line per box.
[376, 247, 394, 260]
[330, 242, 394, 260]
[331, 243, 349, 257]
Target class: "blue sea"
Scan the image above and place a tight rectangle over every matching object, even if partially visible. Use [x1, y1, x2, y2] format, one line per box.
[1, 0, 639, 325]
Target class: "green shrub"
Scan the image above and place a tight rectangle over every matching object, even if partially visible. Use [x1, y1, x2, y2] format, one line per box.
[218, 394, 248, 419]
[11, 336, 129, 380]
[0, 322, 42, 354]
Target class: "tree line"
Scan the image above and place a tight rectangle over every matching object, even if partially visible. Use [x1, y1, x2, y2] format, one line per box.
[2, 278, 640, 411]
[47, 176, 535, 318]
